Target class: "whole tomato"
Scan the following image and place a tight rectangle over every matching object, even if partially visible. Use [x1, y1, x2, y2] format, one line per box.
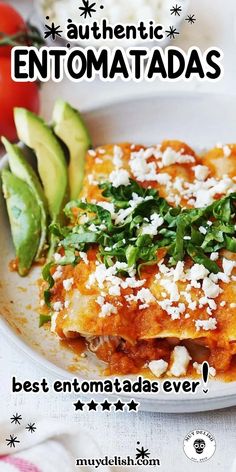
[0, 57, 40, 141]
[0, 3, 26, 56]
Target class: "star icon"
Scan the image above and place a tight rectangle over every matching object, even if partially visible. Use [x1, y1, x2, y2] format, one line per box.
[87, 400, 98, 411]
[165, 26, 179, 40]
[25, 423, 36, 433]
[170, 4, 182, 16]
[101, 399, 112, 411]
[127, 400, 139, 412]
[10, 413, 22, 425]
[114, 400, 125, 411]
[44, 17, 63, 41]
[135, 444, 151, 460]
[185, 14, 196, 24]
[74, 400, 85, 411]
[79, 0, 96, 19]
[6, 435, 20, 448]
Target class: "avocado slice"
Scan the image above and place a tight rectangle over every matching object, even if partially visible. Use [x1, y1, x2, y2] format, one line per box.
[1, 137, 48, 259]
[1, 170, 41, 276]
[52, 99, 92, 199]
[14, 108, 68, 222]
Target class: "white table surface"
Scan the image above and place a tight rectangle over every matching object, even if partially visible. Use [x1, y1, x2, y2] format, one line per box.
[1, 1, 236, 471]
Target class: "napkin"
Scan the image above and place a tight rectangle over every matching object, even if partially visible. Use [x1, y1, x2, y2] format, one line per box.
[0, 418, 112, 472]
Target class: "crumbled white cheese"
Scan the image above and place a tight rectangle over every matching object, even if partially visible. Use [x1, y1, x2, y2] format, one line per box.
[96, 295, 105, 307]
[52, 266, 63, 281]
[108, 285, 121, 296]
[88, 149, 96, 157]
[89, 223, 98, 232]
[141, 213, 164, 236]
[79, 214, 89, 224]
[210, 252, 219, 261]
[51, 313, 58, 333]
[99, 302, 118, 318]
[158, 300, 186, 320]
[97, 201, 116, 219]
[193, 165, 209, 181]
[87, 173, 98, 185]
[63, 278, 74, 291]
[202, 278, 221, 299]
[199, 226, 207, 235]
[109, 169, 130, 187]
[87, 261, 136, 294]
[52, 301, 63, 312]
[222, 258, 236, 277]
[79, 252, 89, 265]
[125, 287, 156, 309]
[113, 145, 123, 168]
[135, 288, 156, 309]
[155, 173, 171, 185]
[173, 261, 185, 282]
[195, 317, 217, 331]
[169, 346, 191, 377]
[193, 362, 216, 377]
[188, 264, 209, 282]
[148, 359, 168, 378]
[160, 280, 179, 302]
[122, 278, 145, 289]
[54, 252, 62, 262]
[161, 148, 195, 167]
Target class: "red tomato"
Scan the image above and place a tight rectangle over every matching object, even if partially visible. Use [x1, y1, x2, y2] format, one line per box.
[0, 57, 40, 141]
[0, 3, 26, 56]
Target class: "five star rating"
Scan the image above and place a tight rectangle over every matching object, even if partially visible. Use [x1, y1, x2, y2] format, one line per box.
[74, 399, 139, 412]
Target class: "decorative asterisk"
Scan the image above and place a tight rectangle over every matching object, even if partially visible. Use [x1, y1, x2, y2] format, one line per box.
[44, 17, 63, 40]
[6, 435, 20, 448]
[10, 413, 22, 425]
[79, 0, 96, 19]
[136, 444, 151, 460]
[170, 4, 182, 16]
[25, 423, 37, 433]
[185, 14, 196, 24]
[165, 26, 179, 39]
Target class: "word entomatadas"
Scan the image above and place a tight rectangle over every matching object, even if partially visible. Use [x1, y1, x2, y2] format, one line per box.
[12, 46, 223, 82]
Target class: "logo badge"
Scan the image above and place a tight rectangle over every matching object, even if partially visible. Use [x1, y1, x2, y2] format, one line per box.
[183, 430, 216, 462]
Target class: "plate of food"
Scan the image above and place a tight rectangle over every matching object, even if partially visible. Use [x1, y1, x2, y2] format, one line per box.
[1, 92, 236, 413]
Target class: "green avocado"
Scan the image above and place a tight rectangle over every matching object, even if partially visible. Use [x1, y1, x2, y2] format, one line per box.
[52, 99, 92, 199]
[1, 137, 48, 259]
[1, 170, 41, 276]
[14, 108, 68, 222]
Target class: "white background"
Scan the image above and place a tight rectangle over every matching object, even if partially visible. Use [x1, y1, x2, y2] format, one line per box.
[1, 1, 236, 471]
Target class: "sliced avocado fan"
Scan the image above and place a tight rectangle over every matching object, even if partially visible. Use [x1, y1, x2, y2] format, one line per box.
[52, 99, 92, 200]
[1, 137, 48, 259]
[14, 108, 68, 222]
[1, 170, 41, 276]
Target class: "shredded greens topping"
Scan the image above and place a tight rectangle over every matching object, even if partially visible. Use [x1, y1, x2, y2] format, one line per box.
[42, 179, 236, 297]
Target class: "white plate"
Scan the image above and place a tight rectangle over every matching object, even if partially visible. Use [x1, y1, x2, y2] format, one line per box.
[1, 92, 236, 413]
